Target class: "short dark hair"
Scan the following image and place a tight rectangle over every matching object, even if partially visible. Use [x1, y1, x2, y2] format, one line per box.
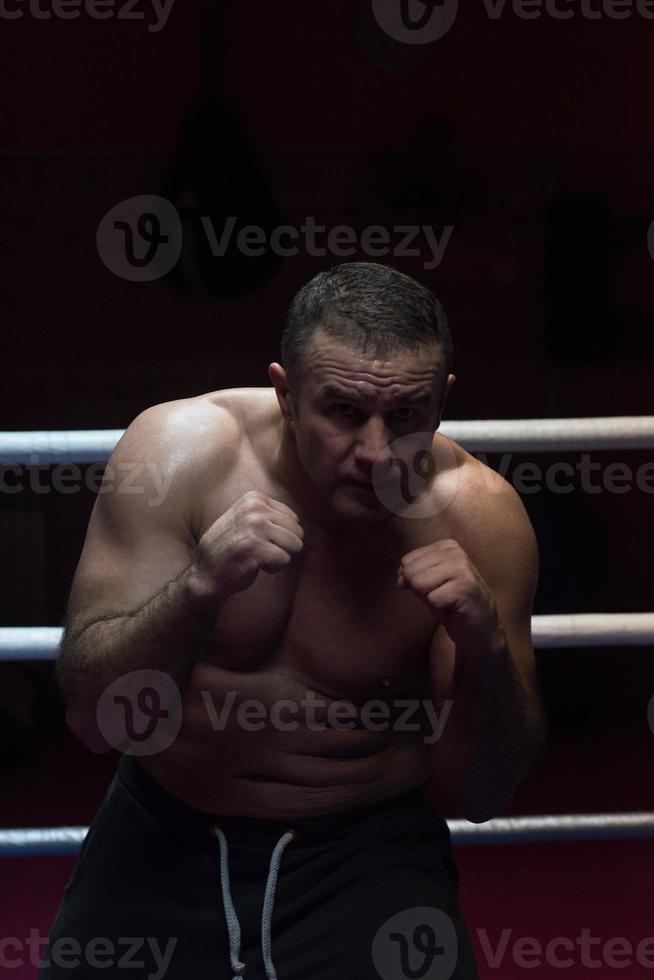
[281, 262, 453, 393]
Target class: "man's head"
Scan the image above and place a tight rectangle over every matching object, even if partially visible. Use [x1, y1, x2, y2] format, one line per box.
[269, 262, 456, 522]
[279, 261, 453, 398]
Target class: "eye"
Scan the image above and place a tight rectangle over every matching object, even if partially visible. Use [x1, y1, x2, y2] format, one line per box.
[390, 408, 417, 422]
[331, 403, 357, 418]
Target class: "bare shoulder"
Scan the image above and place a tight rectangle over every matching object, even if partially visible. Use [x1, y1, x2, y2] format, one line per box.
[434, 433, 539, 590]
[113, 387, 277, 470]
[105, 388, 278, 523]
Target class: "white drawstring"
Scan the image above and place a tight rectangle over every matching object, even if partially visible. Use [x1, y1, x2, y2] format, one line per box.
[211, 825, 298, 980]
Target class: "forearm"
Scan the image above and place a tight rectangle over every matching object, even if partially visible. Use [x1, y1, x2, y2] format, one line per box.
[57, 565, 222, 747]
[429, 632, 546, 823]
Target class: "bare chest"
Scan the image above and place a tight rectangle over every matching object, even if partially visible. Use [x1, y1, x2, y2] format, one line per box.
[195, 473, 440, 698]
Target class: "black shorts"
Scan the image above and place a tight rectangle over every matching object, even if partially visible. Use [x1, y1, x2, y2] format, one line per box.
[40, 753, 479, 980]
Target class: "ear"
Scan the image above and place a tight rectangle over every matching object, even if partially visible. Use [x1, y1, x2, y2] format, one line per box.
[268, 362, 294, 421]
[437, 374, 456, 425]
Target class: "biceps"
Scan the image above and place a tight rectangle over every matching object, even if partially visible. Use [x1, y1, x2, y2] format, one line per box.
[428, 625, 457, 704]
[494, 595, 538, 689]
[490, 538, 540, 687]
[65, 492, 196, 632]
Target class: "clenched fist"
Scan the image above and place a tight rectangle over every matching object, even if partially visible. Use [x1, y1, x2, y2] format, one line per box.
[190, 490, 304, 603]
[397, 538, 503, 653]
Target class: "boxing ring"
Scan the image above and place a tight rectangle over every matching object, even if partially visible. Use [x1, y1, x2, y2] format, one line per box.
[1, 416, 653, 857]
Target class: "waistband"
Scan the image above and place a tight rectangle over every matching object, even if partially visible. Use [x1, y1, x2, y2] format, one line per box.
[116, 753, 447, 980]
[117, 752, 432, 845]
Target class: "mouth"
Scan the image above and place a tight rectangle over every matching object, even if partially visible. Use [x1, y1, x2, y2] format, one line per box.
[343, 479, 375, 489]
[344, 476, 397, 491]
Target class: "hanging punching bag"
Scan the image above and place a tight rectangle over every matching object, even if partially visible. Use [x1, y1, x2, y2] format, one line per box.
[162, 6, 283, 297]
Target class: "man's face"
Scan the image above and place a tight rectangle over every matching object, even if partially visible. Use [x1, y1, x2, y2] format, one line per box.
[283, 332, 452, 521]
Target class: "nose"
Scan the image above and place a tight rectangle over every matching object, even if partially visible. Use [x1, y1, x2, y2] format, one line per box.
[352, 417, 394, 474]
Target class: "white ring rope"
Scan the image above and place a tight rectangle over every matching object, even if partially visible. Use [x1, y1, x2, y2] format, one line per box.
[0, 827, 89, 857]
[0, 628, 64, 660]
[531, 613, 654, 648]
[1, 812, 653, 856]
[441, 417, 654, 452]
[1, 614, 653, 662]
[1, 422, 651, 857]
[0, 430, 124, 464]
[1, 417, 654, 463]
[447, 811, 654, 844]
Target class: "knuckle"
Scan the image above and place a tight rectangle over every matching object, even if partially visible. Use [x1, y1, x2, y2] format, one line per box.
[238, 556, 258, 575]
[242, 490, 264, 512]
[262, 546, 289, 570]
[244, 512, 266, 533]
[239, 529, 261, 551]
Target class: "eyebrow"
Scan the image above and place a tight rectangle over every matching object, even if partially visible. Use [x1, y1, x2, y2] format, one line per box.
[321, 386, 433, 406]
